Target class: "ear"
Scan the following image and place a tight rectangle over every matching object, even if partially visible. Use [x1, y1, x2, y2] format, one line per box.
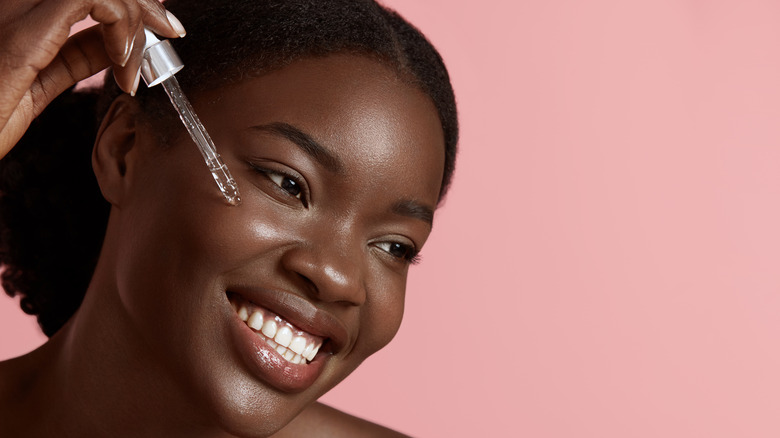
[92, 95, 140, 206]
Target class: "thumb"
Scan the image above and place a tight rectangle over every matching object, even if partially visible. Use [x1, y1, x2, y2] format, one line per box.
[29, 25, 112, 119]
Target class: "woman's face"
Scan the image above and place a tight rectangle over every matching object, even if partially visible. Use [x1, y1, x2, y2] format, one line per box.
[106, 54, 445, 434]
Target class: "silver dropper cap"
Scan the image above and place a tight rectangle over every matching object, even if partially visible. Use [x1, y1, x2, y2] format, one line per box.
[140, 29, 184, 87]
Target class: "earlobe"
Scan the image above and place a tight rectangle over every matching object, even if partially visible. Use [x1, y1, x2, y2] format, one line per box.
[92, 95, 140, 206]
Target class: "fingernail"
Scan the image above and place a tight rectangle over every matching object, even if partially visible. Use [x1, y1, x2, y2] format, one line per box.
[130, 66, 141, 97]
[120, 33, 136, 67]
[166, 10, 187, 37]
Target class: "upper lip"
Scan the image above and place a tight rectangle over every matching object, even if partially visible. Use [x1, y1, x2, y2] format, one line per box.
[227, 286, 350, 353]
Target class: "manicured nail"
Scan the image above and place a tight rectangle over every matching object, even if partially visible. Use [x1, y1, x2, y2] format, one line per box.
[120, 33, 136, 67]
[166, 10, 186, 37]
[130, 66, 141, 97]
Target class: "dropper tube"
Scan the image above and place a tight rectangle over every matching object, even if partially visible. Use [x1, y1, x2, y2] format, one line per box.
[140, 29, 241, 206]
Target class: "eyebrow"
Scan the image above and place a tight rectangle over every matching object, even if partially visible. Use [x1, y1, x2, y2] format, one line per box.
[249, 122, 433, 226]
[392, 199, 435, 227]
[248, 122, 345, 174]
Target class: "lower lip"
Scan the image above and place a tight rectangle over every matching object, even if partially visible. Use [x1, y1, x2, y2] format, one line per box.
[229, 306, 326, 393]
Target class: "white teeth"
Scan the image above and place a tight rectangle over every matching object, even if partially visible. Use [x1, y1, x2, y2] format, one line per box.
[261, 320, 277, 339]
[289, 336, 306, 355]
[275, 326, 293, 347]
[247, 311, 263, 331]
[302, 343, 314, 358]
[230, 297, 325, 366]
[305, 343, 321, 361]
[237, 306, 249, 322]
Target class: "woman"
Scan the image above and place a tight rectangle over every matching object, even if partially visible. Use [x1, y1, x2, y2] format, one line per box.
[0, 0, 457, 436]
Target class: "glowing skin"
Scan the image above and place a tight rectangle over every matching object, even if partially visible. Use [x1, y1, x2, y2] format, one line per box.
[0, 54, 445, 437]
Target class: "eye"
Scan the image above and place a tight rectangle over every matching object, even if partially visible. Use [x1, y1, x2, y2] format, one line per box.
[268, 173, 302, 199]
[374, 241, 421, 265]
[247, 162, 308, 206]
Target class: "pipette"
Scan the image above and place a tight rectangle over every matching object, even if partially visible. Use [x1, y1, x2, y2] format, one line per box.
[140, 29, 241, 206]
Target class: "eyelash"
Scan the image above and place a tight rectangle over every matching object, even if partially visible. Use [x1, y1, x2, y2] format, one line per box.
[248, 163, 308, 207]
[248, 163, 421, 266]
[374, 241, 422, 265]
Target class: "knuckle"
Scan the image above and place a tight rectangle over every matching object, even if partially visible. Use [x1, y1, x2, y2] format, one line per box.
[138, 0, 167, 23]
[125, 0, 142, 22]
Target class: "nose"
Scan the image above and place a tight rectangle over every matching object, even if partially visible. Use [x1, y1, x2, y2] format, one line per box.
[280, 232, 367, 306]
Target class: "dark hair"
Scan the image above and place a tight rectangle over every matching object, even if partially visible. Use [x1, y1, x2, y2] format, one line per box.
[0, 0, 458, 337]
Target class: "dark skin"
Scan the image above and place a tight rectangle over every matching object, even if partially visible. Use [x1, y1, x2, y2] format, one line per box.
[0, 53, 445, 436]
[0, 0, 185, 158]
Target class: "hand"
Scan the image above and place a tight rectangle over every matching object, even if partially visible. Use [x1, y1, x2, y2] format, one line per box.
[0, 0, 186, 159]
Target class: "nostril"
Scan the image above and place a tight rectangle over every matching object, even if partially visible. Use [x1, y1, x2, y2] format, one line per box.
[296, 273, 317, 293]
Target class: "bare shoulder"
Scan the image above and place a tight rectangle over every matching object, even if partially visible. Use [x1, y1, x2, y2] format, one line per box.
[271, 402, 411, 438]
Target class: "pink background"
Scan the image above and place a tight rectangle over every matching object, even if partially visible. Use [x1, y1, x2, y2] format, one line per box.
[4, 0, 780, 436]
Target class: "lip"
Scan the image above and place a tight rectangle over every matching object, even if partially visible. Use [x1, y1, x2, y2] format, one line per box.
[229, 287, 350, 352]
[225, 287, 350, 393]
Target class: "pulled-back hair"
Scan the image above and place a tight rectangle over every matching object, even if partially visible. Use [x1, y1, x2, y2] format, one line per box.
[0, 0, 458, 337]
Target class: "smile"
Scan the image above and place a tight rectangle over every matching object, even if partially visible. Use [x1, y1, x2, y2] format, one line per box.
[229, 295, 324, 365]
[225, 288, 348, 392]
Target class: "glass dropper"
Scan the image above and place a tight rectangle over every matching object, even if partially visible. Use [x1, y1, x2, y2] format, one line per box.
[140, 29, 241, 206]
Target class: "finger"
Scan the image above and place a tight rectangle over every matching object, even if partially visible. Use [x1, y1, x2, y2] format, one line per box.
[136, 0, 186, 39]
[90, 0, 138, 67]
[0, 4, 86, 137]
[0, 25, 112, 158]
[31, 26, 112, 116]
[27, 0, 181, 68]
[113, 24, 146, 95]
[25, 0, 135, 69]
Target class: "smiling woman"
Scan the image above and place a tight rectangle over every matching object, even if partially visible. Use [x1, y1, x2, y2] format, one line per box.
[0, 0, 457, 436]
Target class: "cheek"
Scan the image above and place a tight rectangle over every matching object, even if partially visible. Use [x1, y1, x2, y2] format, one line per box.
[358, 272, 407, 355]
[213, 201, 312, 270]
[112, 200, 216, 334]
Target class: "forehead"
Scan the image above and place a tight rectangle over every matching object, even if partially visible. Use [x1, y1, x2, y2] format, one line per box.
[196, 54, 446, 203]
